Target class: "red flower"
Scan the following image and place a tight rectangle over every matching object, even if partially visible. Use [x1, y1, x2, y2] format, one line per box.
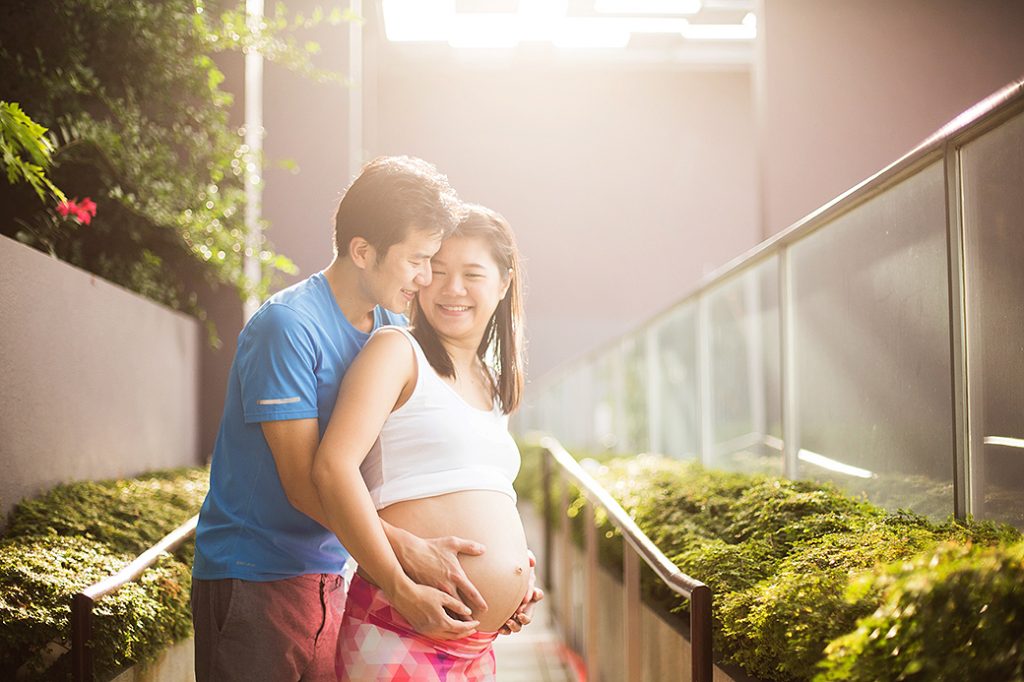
[73, 206, 93, 225]
[54, 197, 97, 225]
[78, 197, 97, 218]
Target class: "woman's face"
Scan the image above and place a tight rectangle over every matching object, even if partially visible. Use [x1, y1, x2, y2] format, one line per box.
[418, 235, 510, 347]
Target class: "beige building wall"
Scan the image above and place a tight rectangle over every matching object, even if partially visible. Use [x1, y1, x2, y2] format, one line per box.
[0, 235, 201, 519]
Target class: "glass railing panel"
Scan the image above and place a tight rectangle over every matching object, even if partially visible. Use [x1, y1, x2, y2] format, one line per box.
[651, 302, 700, 460]
[622, 333, 650, 453]
[961, 110, 1024, 528]
[565, 365, 595, 452]
[788, 161, 954, 517]
[592, 351, 624, 451]
[706, 256, 783, 474]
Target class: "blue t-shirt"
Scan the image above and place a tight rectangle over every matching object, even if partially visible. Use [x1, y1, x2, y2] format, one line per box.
[193, 272, 405, 581]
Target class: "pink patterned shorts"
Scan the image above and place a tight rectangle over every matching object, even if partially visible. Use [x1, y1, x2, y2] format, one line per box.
[335, 574, 498, 681]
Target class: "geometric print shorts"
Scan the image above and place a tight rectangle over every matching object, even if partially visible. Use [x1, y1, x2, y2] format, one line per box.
[336, 573, 498, 681]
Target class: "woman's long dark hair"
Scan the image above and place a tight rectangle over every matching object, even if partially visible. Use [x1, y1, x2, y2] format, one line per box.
[410, 204, 525, 414]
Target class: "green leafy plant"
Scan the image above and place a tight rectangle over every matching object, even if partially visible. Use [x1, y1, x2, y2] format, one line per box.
[817, 540, 1024, 681]
[0, 1, 350, 342]
[519, 447, 1023, 681]
[0, 101, 66, 203]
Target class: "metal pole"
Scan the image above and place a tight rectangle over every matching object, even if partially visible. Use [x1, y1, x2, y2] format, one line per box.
[559, 473, 573, 647]
[541, 449, 553, 591]
[584, 499, 600, 681]
[697, 295, 714, 466]
[690, 584, 714, 682]
[243, 0, 265, 321]
[779, 248, 800, 479]
[944, 142, 972, 521]
[347, 0, 363, 180]
[623, 544, 642, 682]
[71, 592, 94, 682]
[645, 326, 662, 454]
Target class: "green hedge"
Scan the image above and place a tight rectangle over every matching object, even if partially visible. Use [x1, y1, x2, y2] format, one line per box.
[0, 468, 208, 680]
[518, 446, 1023, 681]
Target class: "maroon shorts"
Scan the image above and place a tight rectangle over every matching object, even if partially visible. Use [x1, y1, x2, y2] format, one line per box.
[191, 573, 346, 682]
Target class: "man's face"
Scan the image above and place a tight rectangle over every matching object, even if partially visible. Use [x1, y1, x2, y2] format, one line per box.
[365, 228, 444, 314]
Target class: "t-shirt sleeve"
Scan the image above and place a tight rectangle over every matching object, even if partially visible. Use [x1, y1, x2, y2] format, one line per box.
[383, 309, 409, 328]
[237, 303, 320, 423]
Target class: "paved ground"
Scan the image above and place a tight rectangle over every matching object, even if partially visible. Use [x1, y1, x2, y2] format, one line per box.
[493, 503, 579, 681]
[493, 597, 578, 681]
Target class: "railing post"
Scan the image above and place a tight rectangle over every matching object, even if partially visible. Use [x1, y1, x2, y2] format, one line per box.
[690, 584, 713, 682]
[623, 543, 642, 682]
[584, 499, 600, 682]
[541, 448, 553, 591]
[72, 592, 94, 682]
[559, 472, 573, 648]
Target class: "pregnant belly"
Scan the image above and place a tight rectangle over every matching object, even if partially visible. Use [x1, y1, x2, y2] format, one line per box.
[379, 490, 530, 633]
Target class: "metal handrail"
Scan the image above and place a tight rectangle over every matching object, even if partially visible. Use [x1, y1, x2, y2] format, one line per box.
[71, 514, 199, 682]
[540, 436, 713, 682]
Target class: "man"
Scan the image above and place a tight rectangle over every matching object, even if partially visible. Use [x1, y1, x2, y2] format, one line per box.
[191, 156, 537, 681]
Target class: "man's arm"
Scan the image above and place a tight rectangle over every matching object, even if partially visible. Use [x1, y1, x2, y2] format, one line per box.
[263, 418, 329, 526]
[261, 419, 488, 613]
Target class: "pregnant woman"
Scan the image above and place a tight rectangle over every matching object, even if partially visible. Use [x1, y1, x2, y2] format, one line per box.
[312, 204, 530, 680]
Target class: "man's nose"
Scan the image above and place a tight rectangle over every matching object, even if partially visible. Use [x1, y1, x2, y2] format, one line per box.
[415, 261, 432, 287]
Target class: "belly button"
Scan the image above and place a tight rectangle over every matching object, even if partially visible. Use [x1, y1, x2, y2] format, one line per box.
[514, 566, 523, 575]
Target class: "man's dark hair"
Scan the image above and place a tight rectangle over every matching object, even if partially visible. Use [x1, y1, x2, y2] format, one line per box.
[333, 156, 461, 260]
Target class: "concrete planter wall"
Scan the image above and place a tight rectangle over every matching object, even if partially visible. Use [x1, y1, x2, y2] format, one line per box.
[110, 639, 195, 682]
[0, 235, 201, 520]
[551, 525, 762, 682]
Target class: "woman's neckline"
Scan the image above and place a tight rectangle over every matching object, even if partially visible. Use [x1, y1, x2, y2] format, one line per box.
[434, 372, 496, 414]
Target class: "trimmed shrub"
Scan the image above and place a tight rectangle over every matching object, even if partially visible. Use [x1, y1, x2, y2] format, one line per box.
[520, 446, 1023, 681]
[816, 540, 1024, 682]
[0, 468, 207, 680]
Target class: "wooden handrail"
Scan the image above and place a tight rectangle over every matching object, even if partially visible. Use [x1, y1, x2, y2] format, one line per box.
[540, 436, 713, 682]
[71, 514, 199, 682]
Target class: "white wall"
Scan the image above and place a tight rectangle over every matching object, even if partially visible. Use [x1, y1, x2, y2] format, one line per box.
[366, 45, 760, 380]
[0, 235, 200, 519]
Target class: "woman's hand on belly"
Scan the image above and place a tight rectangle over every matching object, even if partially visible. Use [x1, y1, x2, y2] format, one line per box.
[458, 544, 532, 632]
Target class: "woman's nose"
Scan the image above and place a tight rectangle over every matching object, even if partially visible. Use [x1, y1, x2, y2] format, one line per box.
[444, 275, 466, 295]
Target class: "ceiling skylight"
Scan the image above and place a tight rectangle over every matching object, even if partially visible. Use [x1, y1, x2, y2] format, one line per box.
[381, 0, 756, 49]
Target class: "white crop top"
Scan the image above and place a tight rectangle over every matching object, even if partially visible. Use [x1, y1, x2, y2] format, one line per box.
[360, 326, 521, 510]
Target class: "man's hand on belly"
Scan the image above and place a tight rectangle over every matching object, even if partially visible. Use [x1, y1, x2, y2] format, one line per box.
[383, 522, 489, 614]
[389, 581, 481, 640]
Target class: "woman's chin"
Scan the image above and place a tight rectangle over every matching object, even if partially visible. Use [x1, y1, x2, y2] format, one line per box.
[424, 318, 476, 341]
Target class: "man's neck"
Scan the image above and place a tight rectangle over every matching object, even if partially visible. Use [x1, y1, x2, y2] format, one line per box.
[322, 258, 377, 333]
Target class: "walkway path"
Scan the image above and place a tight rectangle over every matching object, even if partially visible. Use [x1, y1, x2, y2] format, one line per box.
[493, 502, 578, 681]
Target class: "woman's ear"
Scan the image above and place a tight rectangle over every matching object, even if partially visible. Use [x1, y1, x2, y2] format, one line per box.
[500, 269, 512, 300]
